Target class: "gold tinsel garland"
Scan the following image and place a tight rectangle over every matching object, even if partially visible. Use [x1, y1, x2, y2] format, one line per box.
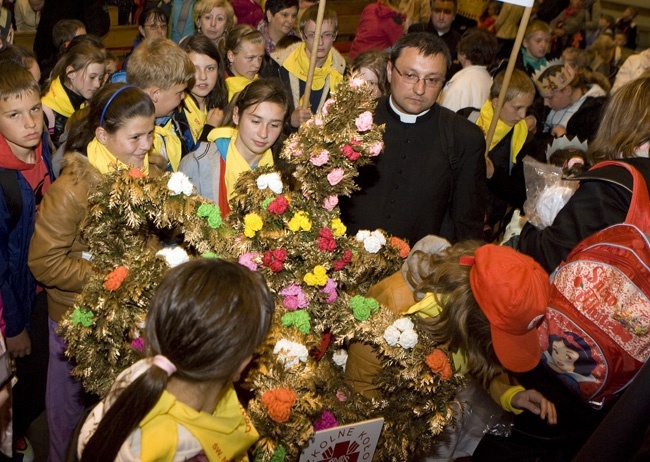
[61, 77, 465, 461]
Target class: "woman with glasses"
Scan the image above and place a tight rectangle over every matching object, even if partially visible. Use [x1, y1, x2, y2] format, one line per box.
[123, 7, 169, 70]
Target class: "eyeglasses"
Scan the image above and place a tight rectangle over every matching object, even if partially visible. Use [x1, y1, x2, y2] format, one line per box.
[304, 31, 336, 41]
[144, 23, 167, 30]
[392, 65, 445, 88]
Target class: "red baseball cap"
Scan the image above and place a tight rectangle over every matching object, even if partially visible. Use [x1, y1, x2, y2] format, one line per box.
[469, 245, 550, 373]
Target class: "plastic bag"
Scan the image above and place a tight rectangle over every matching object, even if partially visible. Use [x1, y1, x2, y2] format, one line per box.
[523, 156, 578, 229]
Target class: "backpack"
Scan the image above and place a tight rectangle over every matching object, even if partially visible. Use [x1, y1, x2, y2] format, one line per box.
[538, 161, 650, 409]
[0, 168, 22, 231]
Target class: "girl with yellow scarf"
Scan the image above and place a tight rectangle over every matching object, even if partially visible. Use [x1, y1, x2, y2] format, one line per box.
[78, 259, 275, 461]
[180, 35, 229, 145]
[224, 25, 266, 101]
[179, 78, 289, 216]
[41, 42, 106, 148]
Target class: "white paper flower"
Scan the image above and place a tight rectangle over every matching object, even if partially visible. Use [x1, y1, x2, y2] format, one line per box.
[156, 246, 190, 267]
[167, 171, 194, 196]
[393, 318, 414, 332]
[363, 235, 383, 253]
[355, 230, 371, 242]
[398, 329, 419, 349]
[273, 339, 308, 369]
[356, 230, 386, 253]
[370, 230, 386, 245]
[383, 325, 401, 346]
[332, 349, 348, 371]
[256, 172, 283, 194]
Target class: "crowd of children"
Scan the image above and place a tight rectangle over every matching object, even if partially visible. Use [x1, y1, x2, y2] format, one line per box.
[0, 0, 649, 460]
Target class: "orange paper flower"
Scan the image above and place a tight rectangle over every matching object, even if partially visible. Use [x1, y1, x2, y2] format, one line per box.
[261, 388, 296, 423]
[426, 349, 453, 380]
[104, 266, 129, 291]
[128, 168, 146, 178]
[390, 237, 410, 258]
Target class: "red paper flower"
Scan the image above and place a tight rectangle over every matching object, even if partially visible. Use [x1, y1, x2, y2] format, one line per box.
[390, 236, 411, 258]
[317, 228, 337, 251]
[261, 388, 296, 423]
[333, 248, 352, 270]
[426, 349, 453, 380]
[104, 266, 129, 291]
[262, 248, 287, 273]
[128, 168, 146, 178]
[342, 144, 360, 161]
[268, 195, 289, 215]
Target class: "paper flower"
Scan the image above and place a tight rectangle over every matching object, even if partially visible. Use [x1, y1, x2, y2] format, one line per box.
[383, 325, 401, 346]
[317, 228, 337, 252]
[304, 265, 328, 287]
[267, 195, 289, 215]
[288, 211, 312, 232]
[270, 446, 287, 462]
[128, 168, 146, 178]
[309, 149, 329, 166]
[256, 172, 283, 194]
[238, 252, 260, 271]
[103, 266, 128, 291]
[369, 141, 383, 157]
[262, 248, 287, 273]
[398, 329, 419, 349]
[332, 349, 348, 370]
[349, 76, 366, 89]
[322, 195, 338, 211]
[333, 248, 352, 271]
[330, 218, 346, 237]
[355, 111, 373, 132]
[342, 144, 360, 161]
[322, 98, 335, 115]
[167, 171, 194, 196]
[261, 388, 296, 423]
[393, 318, 414, 332]
[274, 339, 309, 369]
[71, 307, 94, 327]
[320, 278, 338, 303]
[426, 349, 453, 380]
[327, 168, 344, 186]
[313, 116, 323, 127]
[156, 247, 190, 267]
[356, 230, 386, 253]
[314, 410, 338, 431]
[390, 236, 410, 258]
[281, 310, 311, 334]
[280, 284, 309, 310]
[197, 203, 222, 228]
[350, 295, 379, 321]
[244, 213, 263, 238]
[336, 388, 349, 402]
[130, 337, 145, 351]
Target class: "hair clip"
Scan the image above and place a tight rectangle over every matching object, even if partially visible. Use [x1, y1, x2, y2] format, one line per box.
[100, 85, 135, 127]
[459, 256, 475, 267]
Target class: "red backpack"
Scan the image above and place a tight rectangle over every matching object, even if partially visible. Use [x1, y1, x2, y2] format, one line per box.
[538, 161, 650, 408]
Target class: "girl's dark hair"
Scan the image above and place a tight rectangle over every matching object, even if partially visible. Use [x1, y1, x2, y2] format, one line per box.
[180, 34, 228, 109]
[50, 42, 106, 89]
[81, 259, 274, 461]
[0, 44, 37, 70]
[67, 83, 155, 154]
[139, 7, 169, 29]
[409, 241, 504, 387]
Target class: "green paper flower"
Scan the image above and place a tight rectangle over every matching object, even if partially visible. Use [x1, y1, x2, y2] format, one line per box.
[197, 203, 222, 228]
[71, 307, 94, 327]
[281, 310, 311, 334]
[269, 445, 286, 462]
[262, 197, 273, 209]
[202, 252, 219, 258]
[350, 295, 379, 321]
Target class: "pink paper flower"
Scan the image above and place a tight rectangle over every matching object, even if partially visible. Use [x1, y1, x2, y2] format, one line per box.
[342, 144, 360, 161]
[350, 77, 365, 88]
[313, 117, 323, 127]
[280, 284, 309, 310]
[309, 149, 329, 166]
[320, 278, 338, 303]
[369, 141, 383, 157]
[131, 337, 144, 351]
[238, 252, 260, 271]
[322, 98, 334, 115]
[327, 168, 344, 186]
[322, 195, 339, 211]
[355, 111, 373, 132]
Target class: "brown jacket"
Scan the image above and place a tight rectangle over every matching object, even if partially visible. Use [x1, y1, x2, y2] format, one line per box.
[28, 152, 167, 323]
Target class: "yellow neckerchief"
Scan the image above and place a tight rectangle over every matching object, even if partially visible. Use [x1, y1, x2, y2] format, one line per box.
[140, 382, 259, 462]
[87, 138, 150, 175]
[211, 126, 274, 199]
[405, 293, 467, 371]
[183, 94, 207, 144]
[282, 42, 343, 91]
[153, 119, 182, 172]
[42, 76, 76, 118]
[476, 100, 528, 164]
[226, 75, 257, 102]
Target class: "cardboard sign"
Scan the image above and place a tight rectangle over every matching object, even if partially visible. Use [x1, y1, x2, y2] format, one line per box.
[299, 418, 384, 462]
[498, 0, 534, 7]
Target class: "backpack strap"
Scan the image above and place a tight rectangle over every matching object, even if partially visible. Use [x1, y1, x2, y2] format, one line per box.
[590, 160, 650, 232]
[0, 169, 23, 231]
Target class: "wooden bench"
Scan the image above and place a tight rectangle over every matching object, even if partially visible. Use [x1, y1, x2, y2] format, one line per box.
[329, 0, 373, 55]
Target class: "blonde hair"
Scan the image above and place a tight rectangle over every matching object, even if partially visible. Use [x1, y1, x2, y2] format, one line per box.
[193, 0, 235, 37]
[223, 24, 265, 56]
[525, 19, 552, 39]
[408, 241, 504, 387]
[126, 38, 195, 90]
[490, 69, 534, 101]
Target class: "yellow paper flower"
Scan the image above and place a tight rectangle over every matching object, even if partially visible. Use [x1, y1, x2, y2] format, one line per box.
[288, 211, 312, 232]
[330, 218, 347, 237]
[244, 213, 263, 237]
[304, 265, 328, 286]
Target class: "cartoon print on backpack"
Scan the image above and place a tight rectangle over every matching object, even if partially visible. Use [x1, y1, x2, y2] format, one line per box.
[542, 332, 598, 395]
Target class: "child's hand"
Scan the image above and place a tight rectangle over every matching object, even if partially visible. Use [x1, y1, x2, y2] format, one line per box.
[206, 107, 224, 127]
[551, 126, 567, 138]
[7, 329, 31, 358]
[511, 389, 558, 424]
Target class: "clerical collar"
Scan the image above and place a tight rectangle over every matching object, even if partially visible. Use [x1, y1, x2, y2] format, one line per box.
[389, 96, 430, 123]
